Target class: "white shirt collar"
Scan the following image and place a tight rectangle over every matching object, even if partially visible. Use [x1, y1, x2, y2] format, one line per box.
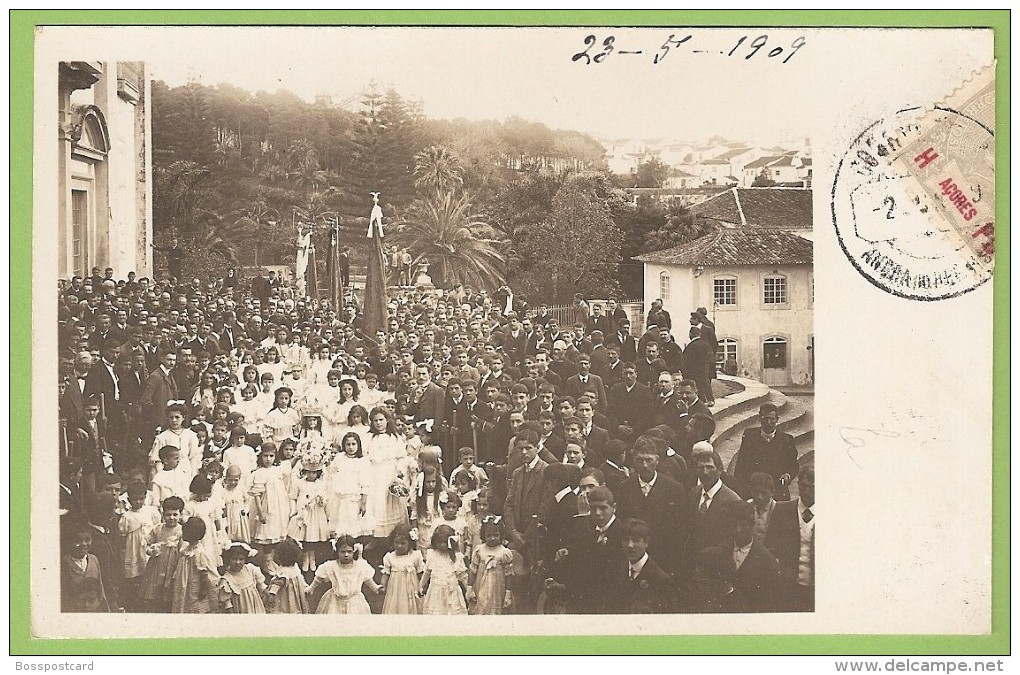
[629, 552, 649, 577]
[554, 486, 573, 503]
[639, 471, 658, 489]
[761, 428, 776, 442]
[701, 479, 723, 499]
[597, 514, 617, 533]
[525, 454, 540, 471]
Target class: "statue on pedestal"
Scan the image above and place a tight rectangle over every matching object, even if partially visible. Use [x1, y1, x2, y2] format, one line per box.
[295, 223, 311, 297]
[414, 255, 435, 291]
[367, 192, 385, 238]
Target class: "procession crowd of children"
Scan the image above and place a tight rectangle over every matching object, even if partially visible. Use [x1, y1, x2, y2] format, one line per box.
[58, 267, 814, 615]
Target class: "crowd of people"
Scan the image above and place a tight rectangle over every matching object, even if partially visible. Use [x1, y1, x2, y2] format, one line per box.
[56, 263, 814, 616]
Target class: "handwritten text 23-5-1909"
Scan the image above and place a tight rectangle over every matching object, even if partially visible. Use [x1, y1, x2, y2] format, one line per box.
[571, 33, 807, 66]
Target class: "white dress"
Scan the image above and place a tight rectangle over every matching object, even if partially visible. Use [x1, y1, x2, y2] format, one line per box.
[363, 431, 410, 537]
[313, 559, 375, 614]
[287, 477, 331, 543]
[249, 464, 293, 544]
[327, 454, 371, 537]
[263, 407, 301, 445]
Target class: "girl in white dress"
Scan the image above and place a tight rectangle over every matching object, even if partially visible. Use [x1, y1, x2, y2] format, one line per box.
[249, 443, 293, 550]
[419, 524, 468, 615]
[327, 432, 371, 538]
[363, 407, 411, 538]
[308, 536, 382, 614]
[262, 387, 301, 446]
[287, 443, 331, 572]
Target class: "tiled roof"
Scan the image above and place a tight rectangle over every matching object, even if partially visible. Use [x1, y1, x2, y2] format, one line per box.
[690, 187, 813, 230]
[635, 227, 813, 266]
[744, 155, 783, 170]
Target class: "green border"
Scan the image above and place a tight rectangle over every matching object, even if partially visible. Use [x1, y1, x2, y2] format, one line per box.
[10, 9, 1009, 656]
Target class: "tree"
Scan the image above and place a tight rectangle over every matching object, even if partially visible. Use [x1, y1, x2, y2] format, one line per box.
[388, 191, 506, 291]
[412, 145, 464, 197]
[643, 202, 716, 252]
[752, 169, 776, 187]
[516, 175, 624, 303]
[634, 157, 668, 188]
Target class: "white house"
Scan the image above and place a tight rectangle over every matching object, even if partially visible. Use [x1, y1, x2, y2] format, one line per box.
[57, 61, 153, 279]
[635, 188, 814, 385]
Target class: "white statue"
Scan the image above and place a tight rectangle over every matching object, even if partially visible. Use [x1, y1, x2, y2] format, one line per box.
[367, 192, 385, 238]
[295, 224, 311, 296]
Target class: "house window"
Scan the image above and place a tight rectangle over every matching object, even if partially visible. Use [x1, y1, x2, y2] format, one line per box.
[763, 336, 788, 369]
[659, 271, 670, 301]
[716, 338, 738, 368]
[763, 275, 787, 305]
[714, 276, 737, 306]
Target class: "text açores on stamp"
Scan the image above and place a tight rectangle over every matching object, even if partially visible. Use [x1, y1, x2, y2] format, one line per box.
[831, 63, 994, 301]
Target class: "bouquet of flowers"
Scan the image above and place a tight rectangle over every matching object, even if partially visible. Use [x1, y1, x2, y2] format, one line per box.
[388, 479, 410, 498]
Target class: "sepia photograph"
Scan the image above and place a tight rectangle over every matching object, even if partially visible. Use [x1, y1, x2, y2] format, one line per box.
[25, 16, 999, 645]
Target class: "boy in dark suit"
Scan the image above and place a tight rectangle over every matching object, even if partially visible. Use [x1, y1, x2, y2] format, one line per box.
[610, 518, 680, 613]
[694, 500, 782, 613]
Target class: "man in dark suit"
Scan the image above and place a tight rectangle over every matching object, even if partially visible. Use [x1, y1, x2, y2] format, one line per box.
[407, 363, 446, 431]
[748, 472, 801, 592]
[732, 403, 799, 500]
[694, 500, 782, 613]
[676, 378, 713, 429]
[657, 327, 684, 374]
[574, 397, 610, 466]
[564, 354, 608, 413]
[652, 371, 687, 434]
[186, 322, 222, 358]
[608, 362, 653, 436]
[61, 351, 94, 430]
[689, 443, 742, 569]
[503, 428, 548, 611]
[682, 326, 715, 406]
[548, 485, 624, 613]
[84, 340, 125, 442]
[585, 303, 613, 336]
[536, 462, 582, 569]
[609, 518, 681, 613]
[139, 349, 179, 439]
[614, 440, 686, 575]
[439, 378, 470, 455]
[500, 312, 528, 369]
[636, 341, 669, 387]
[605, 318, 638, 363]
[595, 344, 624, 388]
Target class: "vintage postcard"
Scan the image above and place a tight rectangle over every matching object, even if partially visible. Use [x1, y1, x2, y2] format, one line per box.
[24, 17, 1000, 646]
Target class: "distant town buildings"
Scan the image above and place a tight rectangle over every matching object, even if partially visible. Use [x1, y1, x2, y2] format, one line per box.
[602, 135, 813, 189]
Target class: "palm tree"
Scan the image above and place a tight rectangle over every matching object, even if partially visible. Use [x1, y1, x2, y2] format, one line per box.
[412, 145, 463, 197]
[389, 191, 506, 291]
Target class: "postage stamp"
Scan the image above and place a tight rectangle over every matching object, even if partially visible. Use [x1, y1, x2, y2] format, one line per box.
[831, 64, 995, 301]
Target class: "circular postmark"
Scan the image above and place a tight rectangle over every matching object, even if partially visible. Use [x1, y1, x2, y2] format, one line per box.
[831, 106, 994, 301]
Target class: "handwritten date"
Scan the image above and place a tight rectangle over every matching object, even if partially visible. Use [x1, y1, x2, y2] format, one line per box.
[572, 33, 806, 65]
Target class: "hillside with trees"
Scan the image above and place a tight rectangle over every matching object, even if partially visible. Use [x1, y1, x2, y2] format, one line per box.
[151, 79, 687, 301]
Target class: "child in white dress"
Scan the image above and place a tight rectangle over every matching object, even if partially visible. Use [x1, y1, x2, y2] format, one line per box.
[419, 524, 468, 615]
[327, 432, 370, 537]
[381, 524, 424, 615]
[249, 443, 292, 550]
[287, 444, 331, 572]
[308, 536, 382, 614]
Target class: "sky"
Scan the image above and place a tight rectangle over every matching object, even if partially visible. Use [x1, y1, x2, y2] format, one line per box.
[36, 24, 991, 150]
[137, 26, 823, 145]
